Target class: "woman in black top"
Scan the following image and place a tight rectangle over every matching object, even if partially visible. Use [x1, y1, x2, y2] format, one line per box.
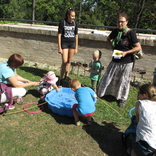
[58, 8, 78, 82]
[98, 12, 141, 107]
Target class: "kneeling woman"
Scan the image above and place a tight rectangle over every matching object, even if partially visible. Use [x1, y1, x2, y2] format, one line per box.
[0, 53, 39, 109]
[129, 84, 156, 156]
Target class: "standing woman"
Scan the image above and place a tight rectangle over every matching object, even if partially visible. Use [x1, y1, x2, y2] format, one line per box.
[58, 8, 78, 83]
[98, 12, 141, 107]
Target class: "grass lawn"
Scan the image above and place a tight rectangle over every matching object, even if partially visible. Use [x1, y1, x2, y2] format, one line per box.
[0, 64, 140, 156]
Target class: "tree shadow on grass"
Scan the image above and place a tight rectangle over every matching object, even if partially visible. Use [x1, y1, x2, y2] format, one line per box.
[82, 121, 127, 156]
[20, 66, 48, 77]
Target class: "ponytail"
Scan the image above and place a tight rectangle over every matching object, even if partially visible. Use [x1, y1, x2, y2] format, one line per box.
[65, 7, 74, 21]
[139, 84, 156, 101]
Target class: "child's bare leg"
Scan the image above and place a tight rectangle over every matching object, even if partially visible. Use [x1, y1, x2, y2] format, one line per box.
[65, 49, 75, 78]
[61, 49, 69, 79]
[73, 110, 80, 126]
[87, 116, 92, 125]
[60, 63, 66, 79]
[131, 149, 137, 156]
[87, 116, 91, 121]
[73, 110, 79, 121]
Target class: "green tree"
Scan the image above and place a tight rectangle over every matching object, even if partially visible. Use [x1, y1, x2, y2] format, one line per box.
[34, 0, 76, 22]
[0, 0, 156, 31]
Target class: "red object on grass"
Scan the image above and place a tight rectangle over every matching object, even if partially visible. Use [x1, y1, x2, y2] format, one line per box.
[23, 102, 44, 113]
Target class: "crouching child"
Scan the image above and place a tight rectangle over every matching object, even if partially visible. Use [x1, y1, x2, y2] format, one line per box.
[69, 78, 97, 126]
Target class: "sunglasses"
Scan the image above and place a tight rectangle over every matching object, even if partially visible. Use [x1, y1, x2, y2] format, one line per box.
[117, 21, 127, 23]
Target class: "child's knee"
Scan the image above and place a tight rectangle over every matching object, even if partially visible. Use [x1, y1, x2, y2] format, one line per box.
[21, 88, 26, 96]
[12, 88, 26, 97]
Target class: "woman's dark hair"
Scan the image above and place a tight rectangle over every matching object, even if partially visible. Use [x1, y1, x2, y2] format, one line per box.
[117, 12, 129, 21]
[8, 53, 24, 68]
[65, 7, 75, 21]
[139, 84, 156, 101]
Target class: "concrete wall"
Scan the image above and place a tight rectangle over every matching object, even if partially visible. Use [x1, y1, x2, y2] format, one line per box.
[0, 23, 156, 81]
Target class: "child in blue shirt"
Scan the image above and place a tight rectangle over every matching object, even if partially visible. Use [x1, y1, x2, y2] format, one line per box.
[70, 78, 97, 126]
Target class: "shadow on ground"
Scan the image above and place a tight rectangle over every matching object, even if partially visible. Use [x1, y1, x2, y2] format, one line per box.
[41, 106, 128, 156]
[82, 121, 127, 156]
[40, 102, 74, 125]
[26, 89, 40, 97]
[20, 66, 48, 77]
[100, 95, 118, 103]
[38, 89, 74, 125]
[50, 112, 74, 124]
[36, 87, 127, 155]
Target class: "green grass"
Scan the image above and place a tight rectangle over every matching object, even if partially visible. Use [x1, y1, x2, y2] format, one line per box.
[0, 64, 140, 156]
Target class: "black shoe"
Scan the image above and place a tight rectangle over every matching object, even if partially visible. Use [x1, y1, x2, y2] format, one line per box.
[118, 100, 126, 107]
[64, 76, 71, 81]
[59, 79, 63, 86]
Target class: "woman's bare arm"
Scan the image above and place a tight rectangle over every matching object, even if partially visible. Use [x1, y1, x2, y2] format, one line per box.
[8, 75, 39, 88]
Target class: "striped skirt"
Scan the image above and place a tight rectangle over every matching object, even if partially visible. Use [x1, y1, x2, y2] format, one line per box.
[97, 61, 133, 101]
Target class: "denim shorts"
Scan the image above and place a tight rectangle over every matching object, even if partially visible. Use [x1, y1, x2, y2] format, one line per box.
[61, 41, 76, 49]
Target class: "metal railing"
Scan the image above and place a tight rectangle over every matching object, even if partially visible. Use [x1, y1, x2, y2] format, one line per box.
[0, 18, 156, 34]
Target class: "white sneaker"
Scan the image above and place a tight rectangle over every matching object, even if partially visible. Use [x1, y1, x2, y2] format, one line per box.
[8, 106, 15, 110]
[2, 103, 8, 108]
[4, 103, 8, 107]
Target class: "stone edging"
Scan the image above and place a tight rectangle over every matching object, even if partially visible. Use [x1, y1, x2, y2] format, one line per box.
[0, 23, 156, 46]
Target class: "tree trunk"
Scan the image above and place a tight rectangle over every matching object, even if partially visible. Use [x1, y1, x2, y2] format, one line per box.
[135, 0, 145, 28]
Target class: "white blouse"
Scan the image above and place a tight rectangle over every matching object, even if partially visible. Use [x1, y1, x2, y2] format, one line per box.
[136, 100, 156, 149]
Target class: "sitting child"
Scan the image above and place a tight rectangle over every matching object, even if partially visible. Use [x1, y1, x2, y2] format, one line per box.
[85, 50, 103, 92]
[69, 78, 97, 126]
[38, 71, 60, 98]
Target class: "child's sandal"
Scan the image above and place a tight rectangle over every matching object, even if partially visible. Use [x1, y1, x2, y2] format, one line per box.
[75, 121, 80, 126]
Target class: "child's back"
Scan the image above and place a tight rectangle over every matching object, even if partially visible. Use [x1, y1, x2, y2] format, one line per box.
[75, 87, 96, 115]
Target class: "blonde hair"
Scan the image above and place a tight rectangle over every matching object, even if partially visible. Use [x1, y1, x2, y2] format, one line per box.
[93, 50, 102, 59]
[139, 84, 156, 101]
[69, 78, 81, 89]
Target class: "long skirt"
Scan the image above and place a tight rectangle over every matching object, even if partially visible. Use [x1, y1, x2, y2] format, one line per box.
[97, 61, 133, 101]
